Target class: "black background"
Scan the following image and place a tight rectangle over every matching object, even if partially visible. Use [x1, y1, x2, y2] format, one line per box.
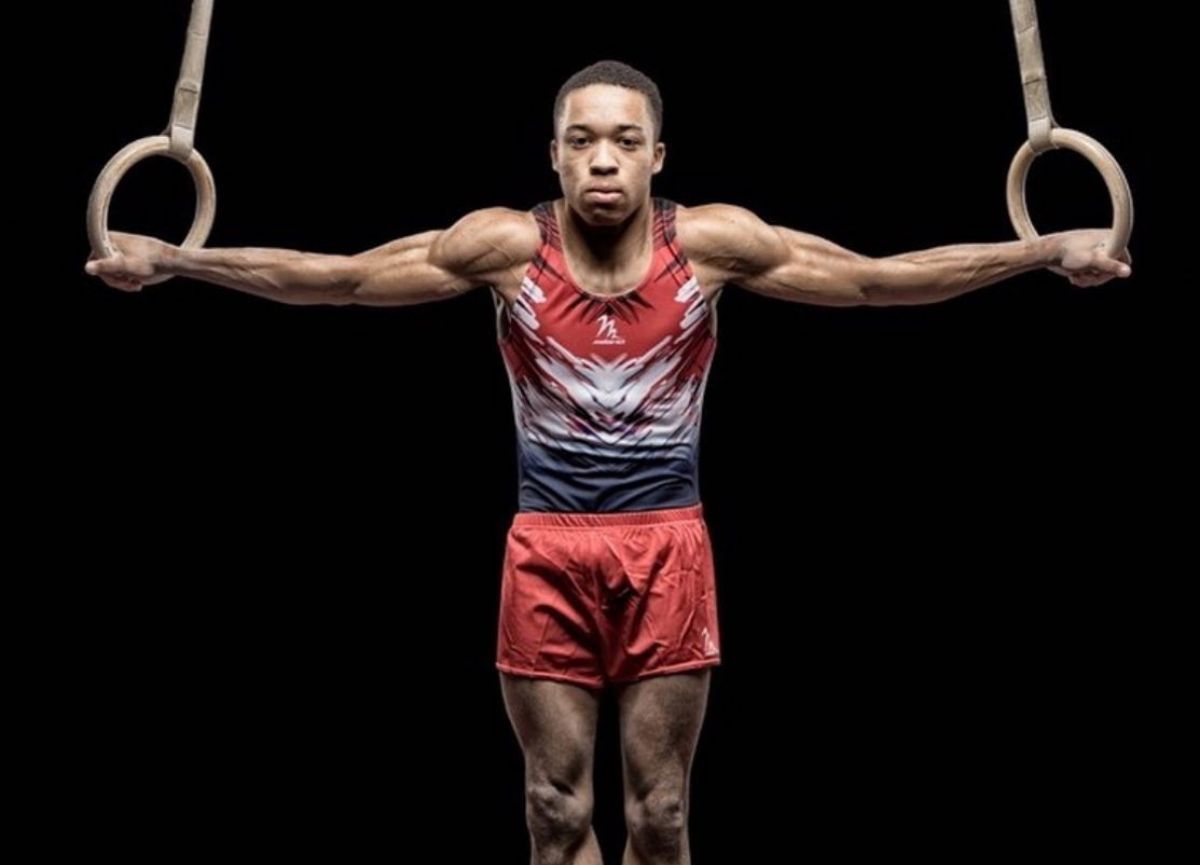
[50, 2, 1179, 860]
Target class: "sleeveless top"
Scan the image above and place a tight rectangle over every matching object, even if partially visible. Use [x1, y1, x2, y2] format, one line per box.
[492, 196, 718, 512]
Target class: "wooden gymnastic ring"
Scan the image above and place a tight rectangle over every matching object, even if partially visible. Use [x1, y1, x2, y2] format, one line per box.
[86, 135, 216, 285]
[1006, 127, 1133, 259]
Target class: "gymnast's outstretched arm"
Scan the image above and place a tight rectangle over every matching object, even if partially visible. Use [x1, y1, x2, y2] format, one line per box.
[677, 203, 1133, 307]
[84, 206, 537, 306]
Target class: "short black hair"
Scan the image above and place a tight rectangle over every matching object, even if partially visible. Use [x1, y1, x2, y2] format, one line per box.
[554, 60, 663, 142]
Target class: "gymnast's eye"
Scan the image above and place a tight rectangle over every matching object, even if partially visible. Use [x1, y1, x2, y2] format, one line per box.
[621, 138, 640, 148]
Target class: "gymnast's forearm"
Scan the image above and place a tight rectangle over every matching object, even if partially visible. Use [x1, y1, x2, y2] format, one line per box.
[863, 234, 1059, 305]
[161, 244, 357, 305]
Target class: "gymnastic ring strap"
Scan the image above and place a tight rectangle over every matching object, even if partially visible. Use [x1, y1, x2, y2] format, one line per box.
[165, 0, 214, 158]
[86, 0, 217, 282]
[1009, 0, 1056, 154]
[1006, 0, 1133, 259]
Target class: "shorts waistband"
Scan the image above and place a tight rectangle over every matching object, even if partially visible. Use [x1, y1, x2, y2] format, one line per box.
[512, 503, 703, 528]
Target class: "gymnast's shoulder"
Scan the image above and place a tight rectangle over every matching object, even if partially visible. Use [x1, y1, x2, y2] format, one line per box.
[672, 201, 786, 274]
[432, 206, 541, 277]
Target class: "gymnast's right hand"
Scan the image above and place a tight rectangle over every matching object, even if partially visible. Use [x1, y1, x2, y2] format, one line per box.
[84, 231, 174, 292]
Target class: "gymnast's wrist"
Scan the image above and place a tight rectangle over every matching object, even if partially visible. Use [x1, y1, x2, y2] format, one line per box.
[156, 242, 187, 275]
[1032, 232, 1067, 269]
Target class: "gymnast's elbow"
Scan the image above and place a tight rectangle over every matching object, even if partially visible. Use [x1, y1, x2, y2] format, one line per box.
[270, 254, 364, 306]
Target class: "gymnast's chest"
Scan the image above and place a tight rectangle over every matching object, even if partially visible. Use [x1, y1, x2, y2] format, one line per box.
[537, 287, 696, 359]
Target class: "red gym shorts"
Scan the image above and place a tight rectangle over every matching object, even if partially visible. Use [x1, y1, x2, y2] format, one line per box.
[495, 502, 721, 690]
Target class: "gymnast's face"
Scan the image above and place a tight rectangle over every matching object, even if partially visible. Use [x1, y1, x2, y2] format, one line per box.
[551, 84, 665, 226]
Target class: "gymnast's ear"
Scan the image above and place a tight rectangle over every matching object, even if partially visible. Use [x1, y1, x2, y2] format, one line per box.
[652, 139, 666, 174]
[550, 138, 560, 173]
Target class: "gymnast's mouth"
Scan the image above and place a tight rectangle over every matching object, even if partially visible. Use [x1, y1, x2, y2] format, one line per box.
[584, 188, 623, 202]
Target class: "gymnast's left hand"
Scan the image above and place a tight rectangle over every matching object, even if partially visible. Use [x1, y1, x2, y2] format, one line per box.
[1047, 229, 1133, 287]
